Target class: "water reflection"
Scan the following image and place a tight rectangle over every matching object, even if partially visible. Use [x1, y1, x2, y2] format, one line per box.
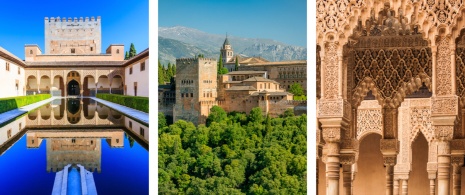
[0, 98, 148, 194]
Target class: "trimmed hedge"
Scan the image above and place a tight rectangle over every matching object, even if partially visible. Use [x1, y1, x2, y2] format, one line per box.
[0, 94, 51, 114]
[96, 94, 149, 113]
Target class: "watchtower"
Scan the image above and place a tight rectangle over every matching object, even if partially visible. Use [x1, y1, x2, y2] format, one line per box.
[173, 57, 218, 125]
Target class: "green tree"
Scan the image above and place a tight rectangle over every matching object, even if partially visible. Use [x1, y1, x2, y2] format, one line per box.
[129, 43, 137, 58]
[288, 83, 304, 96]
[158, 61, 165, 85]
[159, 112, 167, 129]
[206, 106, 228, 126]
[125, 51, 129, 60]
[248, 107, 263, 124]
[234, 56, 239, 71]
[217, 54, 228, 75]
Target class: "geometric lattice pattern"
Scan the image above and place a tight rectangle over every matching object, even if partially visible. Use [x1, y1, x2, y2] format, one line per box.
[353, 47, 432, 99]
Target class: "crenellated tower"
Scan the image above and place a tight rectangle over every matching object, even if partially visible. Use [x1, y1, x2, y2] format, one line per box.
[44, 16, 102, 54]
[174, 57, 218, 125]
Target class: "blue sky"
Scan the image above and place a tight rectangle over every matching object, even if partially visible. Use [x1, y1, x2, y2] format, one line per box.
[0, 0, 148, 59]
[159, 0, 307, 47]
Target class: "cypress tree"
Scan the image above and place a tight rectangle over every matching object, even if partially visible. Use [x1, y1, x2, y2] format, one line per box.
[234, 56, 239, 71]
[125, 51, 129, 60]
[158, 61, 165, 85]
[129, 43, 137, 58]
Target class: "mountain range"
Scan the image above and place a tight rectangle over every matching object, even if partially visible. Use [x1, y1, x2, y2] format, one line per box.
[158, 26, 307, 65]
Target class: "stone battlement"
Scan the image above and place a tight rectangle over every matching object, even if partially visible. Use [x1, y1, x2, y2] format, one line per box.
[45, 16, 101, 23]
[176, 57, 216, 62]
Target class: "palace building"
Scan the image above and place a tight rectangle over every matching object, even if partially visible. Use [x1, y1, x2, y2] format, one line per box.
[0, 16, 149, 99]
[317, 1, 465, 194]
[159, 37, 307, 125]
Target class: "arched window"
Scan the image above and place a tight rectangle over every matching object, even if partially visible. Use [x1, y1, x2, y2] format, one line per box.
[29, 50, 33, 55]
[116, 49, 120, 54]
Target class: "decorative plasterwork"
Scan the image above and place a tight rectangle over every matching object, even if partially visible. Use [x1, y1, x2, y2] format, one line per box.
[436, 36, 453, 96]
[357, 100, 383, 140]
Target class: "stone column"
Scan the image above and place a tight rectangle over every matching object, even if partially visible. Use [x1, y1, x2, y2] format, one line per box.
[393, 179, 400, 195]
[437, 140, 451, 195]
[451, 156, 464, 195]
[401, 179, 408, 195]
[342, 164, 352, 195]
[381, 139, 399, 195]
[325, 142, 340, 195]
[381, 106, 399, 195]
[427, 168, 437, 195]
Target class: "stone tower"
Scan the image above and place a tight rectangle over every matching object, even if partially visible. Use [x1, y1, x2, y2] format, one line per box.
[220, 35, 233, 64]
[44, 16, 102, 55]
[174, 57, 218, 125]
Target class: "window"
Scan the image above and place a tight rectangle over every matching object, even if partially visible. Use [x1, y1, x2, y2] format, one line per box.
[129, 67, 133, 74]
[191, 93, 193, 97]
[141, 62, 145, 71]
[29, 50, 33, 55]
[116, 49, 119, 54]
[90, 47, 93, 51]
[71, 48, 75, 53]
[116, 139, 119, 143]
[19, 123, 21, 130]
[140, 128, 145, 136]
[6, 62, 9, 71]
[18, 67, 20, 75]
[129, 121, 132, 129]
[7, 129, 11, 138]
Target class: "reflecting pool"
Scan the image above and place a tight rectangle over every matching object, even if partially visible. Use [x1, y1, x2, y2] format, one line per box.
[0, 98, 148, 195]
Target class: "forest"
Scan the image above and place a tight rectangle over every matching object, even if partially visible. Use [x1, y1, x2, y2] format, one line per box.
[158, 106, 307, 194]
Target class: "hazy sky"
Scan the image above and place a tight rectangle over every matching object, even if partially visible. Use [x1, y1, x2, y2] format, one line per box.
[159, 0, 307, 47]
[0, 0, 148, 59]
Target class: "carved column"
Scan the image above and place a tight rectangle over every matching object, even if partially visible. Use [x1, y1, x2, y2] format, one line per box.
[427, 165, 437, 195]
[451, 156, 464, 195]
[393, 179, 400, 195]
[383, 156, 396, 195]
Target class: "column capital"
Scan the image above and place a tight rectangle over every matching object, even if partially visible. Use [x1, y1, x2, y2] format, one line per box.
[380, 139, 400, 156]
[451, 155, 464, 167]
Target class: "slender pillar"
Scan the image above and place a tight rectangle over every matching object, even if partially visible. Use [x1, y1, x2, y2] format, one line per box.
[429, 179, 436, 195]
[342, 164, 352, 195]
[386, 164, 394, 195]
[437, 141, 450, 195]
[326, 142, 340, 195]
[451, 156, 464, 195]
[401, 179, 408, 195]
[393, 179, 400, 195]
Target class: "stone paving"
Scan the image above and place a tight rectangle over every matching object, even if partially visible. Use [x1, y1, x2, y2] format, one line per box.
[89, 97, 149, 125]
[0, 97, 60, 126]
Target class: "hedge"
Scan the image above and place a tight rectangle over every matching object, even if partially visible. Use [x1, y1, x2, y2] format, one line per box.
[96, 94, 149, 113]
[0, 94, 51, 114]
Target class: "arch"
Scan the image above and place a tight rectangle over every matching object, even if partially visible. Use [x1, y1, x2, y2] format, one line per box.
[26, 75, 38, 95]
[352, 74, 432, 109]
[110, 75, 124, 94]
[97, 75, 110, 94]
[82, 98, 95, 119]
[67, 80, 80, 96]
[52, 75, 64, 96]
[83, 75, 95, 96]
[97, 103, 109, 119]
[39, 75, 51, 94]
[66, 98, 81, 124]
[408, 132, 429, 194]
[39, 104, 51, 120]
[53, 99, 65, 120]
[28, 109, 38, 120]
[353, 133, 386, 194]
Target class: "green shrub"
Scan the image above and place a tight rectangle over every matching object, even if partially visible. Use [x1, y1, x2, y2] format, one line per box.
[0, 94, 51, 114]
[96, 94, 149, 113]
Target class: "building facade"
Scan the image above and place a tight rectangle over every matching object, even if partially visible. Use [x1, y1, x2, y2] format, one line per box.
[0, 16, 149, 99]
[160, 37, 307, 125]
[317, 1, 465, 194]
